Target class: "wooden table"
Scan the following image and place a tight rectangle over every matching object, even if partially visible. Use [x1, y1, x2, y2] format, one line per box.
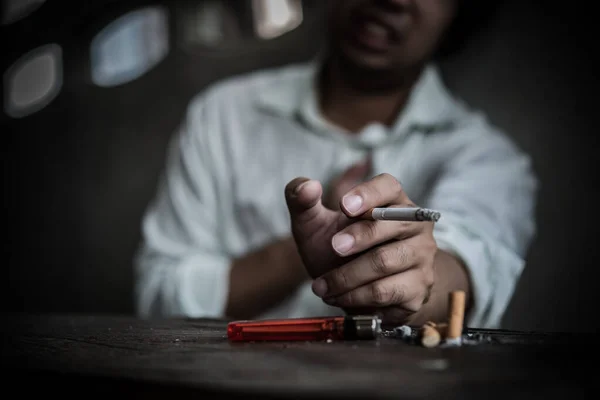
[1, 313, 591, 399]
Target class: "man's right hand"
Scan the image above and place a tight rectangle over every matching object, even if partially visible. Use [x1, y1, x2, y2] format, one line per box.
[284, 173, 439, 326]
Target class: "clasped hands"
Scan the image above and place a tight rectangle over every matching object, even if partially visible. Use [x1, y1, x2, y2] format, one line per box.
[284, 171, 437, 325]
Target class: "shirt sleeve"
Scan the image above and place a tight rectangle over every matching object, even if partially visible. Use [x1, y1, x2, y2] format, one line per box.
[134, 93, 232, 319]
[425, 123, 538, 328]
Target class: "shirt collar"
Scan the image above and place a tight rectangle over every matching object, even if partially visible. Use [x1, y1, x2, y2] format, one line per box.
[255, 60, 458, 147]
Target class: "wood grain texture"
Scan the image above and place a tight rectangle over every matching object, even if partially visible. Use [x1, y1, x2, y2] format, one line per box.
[0, 313, 591, 399]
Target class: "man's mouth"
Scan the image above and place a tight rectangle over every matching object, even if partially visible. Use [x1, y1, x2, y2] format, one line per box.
[352, 13, 401, 52]
[364, 20, 390, 40]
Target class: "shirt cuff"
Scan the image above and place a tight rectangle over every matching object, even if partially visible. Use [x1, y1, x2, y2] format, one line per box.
[433, 213, 525, 328]
[176, 252, 232, 318]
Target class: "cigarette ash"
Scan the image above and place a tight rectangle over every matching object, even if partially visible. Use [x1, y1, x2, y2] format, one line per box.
[385, 325, 492, 347]
[385, 325, 571, 347]
[416, 208, 441, 222]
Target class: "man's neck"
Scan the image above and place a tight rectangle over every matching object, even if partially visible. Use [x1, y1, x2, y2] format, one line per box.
[318, 56, 422, 134]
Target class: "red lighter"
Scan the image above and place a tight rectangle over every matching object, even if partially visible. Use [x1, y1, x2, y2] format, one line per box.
[227, 315, 382, 342]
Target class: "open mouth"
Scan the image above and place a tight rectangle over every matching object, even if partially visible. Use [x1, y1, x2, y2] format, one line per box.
[349, 8, 408, 53]
[353, 15, 395, 52]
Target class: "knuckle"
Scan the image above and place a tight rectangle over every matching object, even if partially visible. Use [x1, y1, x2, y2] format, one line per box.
[359, 173, 391, 204]
[330, 268, 349, 293]
[391, 283, 407, 305]
[377, 173, 403, 199]
[425, 237, 438, 253]
[371, 282, 391, 306]
[395, 244, 412, 268]
[380, 172, 395, 183]
[405, 298, 422, 314]
[354, 221, 378, 245]
[379, 173, 403, 198]
[371, 247, 392, 275]
[340, 291, 356, 307]
[390, 176, 403, 196]
[423, 268, 435, 289]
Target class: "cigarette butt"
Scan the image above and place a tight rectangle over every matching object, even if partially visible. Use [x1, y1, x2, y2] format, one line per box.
[393, 325, 412, 339]
[422, 321, 449, 337]
[420, 325, 441, 348]
[447, 290, 466, 340]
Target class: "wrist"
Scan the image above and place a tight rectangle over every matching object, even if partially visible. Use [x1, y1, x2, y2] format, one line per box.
[272, 236, 309, 283]
[407, 250, 472, 326]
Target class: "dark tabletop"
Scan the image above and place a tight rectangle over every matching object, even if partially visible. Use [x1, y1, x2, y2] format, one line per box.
[0, 313, 592, 399]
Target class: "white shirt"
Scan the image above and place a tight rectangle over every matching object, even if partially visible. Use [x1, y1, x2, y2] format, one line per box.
[134, 61, 537, 329]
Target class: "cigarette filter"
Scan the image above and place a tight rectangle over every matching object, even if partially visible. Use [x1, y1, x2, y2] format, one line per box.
[227, 315, 382, 342]
[420, 324, 441, 348]
[447, 290, 466, 340]
[423, 321, 448, 337]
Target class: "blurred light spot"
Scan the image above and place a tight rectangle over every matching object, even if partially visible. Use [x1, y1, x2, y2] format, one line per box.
[90, 7, 169, 87]
[4, 43, 62, 118]
[418, 359, 449, 371]
[253, 0, 303, 39]
[182, 0, 226, 46]
[1, 0, 45, 25]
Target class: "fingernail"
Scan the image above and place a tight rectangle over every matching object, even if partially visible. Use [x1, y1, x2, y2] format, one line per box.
[342, 195, 363, 214]
[294, 180, 309, 194]
[312, 279, 328, 298]
[332, 233, 354, 254]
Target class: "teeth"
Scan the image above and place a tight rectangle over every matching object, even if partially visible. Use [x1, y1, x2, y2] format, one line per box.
[365, 22, 387, 37]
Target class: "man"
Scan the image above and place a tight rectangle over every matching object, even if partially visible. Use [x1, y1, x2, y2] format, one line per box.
[134, 0, 537, 329]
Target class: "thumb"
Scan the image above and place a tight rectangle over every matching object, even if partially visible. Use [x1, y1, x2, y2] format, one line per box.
[284, 177, 328, 226]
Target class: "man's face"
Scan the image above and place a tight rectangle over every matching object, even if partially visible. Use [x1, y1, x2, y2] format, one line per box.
[326, 0, 458, 72]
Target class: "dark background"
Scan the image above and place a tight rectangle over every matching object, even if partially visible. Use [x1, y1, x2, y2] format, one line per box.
[2, 0, 598, 332]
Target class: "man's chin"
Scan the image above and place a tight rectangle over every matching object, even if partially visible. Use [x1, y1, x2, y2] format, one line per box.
[338, 43, 395, 73]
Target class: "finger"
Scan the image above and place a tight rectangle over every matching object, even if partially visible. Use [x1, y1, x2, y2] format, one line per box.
[330, 218, 421, 256]
[312, 240, 418, 298]
[327, 179, 359, 210]
[339, 173, 413, 218]
[327, 160, 371, 202]
[284, 178, 327, 225]
[325, 270, 427, 313]
[325, 161, 370, 211]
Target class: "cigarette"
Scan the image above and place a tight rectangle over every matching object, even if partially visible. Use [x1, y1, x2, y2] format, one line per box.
[363, 207, 441, 222]
[447, 290, 466, 341]
[424, 321, 448, 337]
[419, 324, 441, 348]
